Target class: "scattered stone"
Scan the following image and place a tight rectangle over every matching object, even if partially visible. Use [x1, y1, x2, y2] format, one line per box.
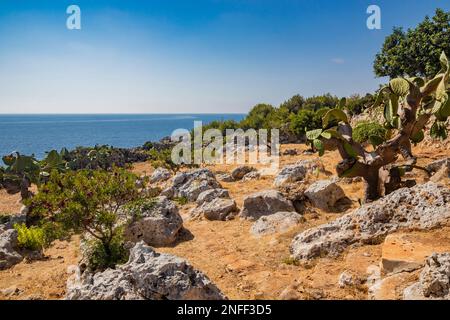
[168, 169, 221, 202]
[217, 173, 234, 182]
[369, 270, 418, 300]
[250, 212, 304, 237]
[66, 242, 227, 300]
[290, 183, 450, 263]
[150, 167, 171, 183]
[304, 180, 345, 211]
[196, 189, 230, 206]
[125, 196, 183, 246]
[282, 149, 298, 156]
[426, 157, 450, 174]
[192, 198, 238, 221]
[240, 190, 295, 221]
[338, 271, 354, 288]
[0, 228, 23, 270]
[273, 164, 307, 187]
[404, 253, 450, 300]
[242, 171, 261, 181]
[0, 286, 22, 297]
[231, 166, 255, 181]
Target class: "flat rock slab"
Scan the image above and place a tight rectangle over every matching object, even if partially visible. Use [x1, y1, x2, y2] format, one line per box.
[381, 233, 450, 275]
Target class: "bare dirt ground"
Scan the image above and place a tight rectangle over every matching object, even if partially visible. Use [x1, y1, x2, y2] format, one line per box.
[1, 143, 449, 300]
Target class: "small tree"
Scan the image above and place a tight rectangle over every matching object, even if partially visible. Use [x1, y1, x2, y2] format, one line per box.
[307, 52, 450, 202]
[374, 9, 450, 79]
[26, 168, 144, 270]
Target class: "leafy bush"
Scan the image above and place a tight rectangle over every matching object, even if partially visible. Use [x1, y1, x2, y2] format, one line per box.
[289, 109, 324, 136]
[85, 230, 129, 271]
[26, 168, 144, 271]
[352, 121, 387, 146]
[240, 104, 275, 130]
[14, 223, 47, 251]
[173, 196, 188, 206]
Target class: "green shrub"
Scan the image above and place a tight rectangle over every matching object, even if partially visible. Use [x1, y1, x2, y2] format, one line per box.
[26, 168, 143, 270]
[352, 121, 388, 146]
[14, 223, 47, 251]
[85, 231, 129, 271]
[173, 196, 188, 206]
[289, 109, 324, 135]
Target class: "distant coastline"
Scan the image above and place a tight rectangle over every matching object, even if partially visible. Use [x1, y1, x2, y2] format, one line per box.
[0, 114, 245, 158]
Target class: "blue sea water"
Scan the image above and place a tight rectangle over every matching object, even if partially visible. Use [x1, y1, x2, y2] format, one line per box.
[0, 114, 245, 159]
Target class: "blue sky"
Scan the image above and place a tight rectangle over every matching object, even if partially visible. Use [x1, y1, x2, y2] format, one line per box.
[0, 0, 449, 113]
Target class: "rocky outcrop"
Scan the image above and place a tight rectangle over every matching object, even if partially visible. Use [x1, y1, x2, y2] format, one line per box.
[426, 157, 450, 174]
[231, 166, 256, 181]
[273, 159, 324, 187]
[125, 196, 183, 246]
[164, 169, 222, 202]
[196, 189, 230, 206]
[0, 228, 23, 270]
[404, 253, 450, 300]
[66, 242, 227, 300]
[290, 183, 450, 263]
[273, 164, 307, 187]
[217, 173, 234, 182]
[191, 198, 238, 221]
[240, 190, 295, 220]
[242, 171, 260, 181]
[250, 211, 304, 237]
[304, 180, 345, 211]
[150, 167, 171, 183]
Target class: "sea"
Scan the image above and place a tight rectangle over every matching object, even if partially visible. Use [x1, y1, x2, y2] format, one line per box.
[0, 114, 245, 159]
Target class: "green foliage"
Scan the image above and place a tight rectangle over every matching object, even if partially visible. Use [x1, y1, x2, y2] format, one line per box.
[14, 223, 48, 251]
[147, 148, 182, 172]
[374, 9, 450, 78]
[173, 196, 188, 206]
[240, 104, 275, 130]
[302, 94, 339, 111]
[26, 168, 143, 270]
[352, 121, 387, 146]
[289, 109, 324, 135]
[279, 94, 305, 113]
[85, 231, 129, 271]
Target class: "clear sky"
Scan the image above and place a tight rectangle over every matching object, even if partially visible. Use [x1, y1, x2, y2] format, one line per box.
[0, 0, 449, 114]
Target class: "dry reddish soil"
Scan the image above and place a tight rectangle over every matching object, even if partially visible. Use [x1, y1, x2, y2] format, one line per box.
[1, 143, 449, 300]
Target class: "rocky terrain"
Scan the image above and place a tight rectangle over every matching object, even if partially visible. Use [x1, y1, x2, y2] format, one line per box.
[1, 142, 449, 300]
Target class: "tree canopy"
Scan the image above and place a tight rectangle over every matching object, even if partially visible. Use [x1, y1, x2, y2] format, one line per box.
[373, 9, 450, 79]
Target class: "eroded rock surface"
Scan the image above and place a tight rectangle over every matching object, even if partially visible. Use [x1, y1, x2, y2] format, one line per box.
[240, 190, 295, 221]
[290, 183, 450, 263]
[251, 212, 303, 237]
[125, 196, 183, 246]
[66, 242, 227, 300]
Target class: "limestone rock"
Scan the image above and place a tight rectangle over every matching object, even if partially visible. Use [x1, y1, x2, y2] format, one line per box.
[0, 228, 23, 270]
[381, 233, 450, 275]
[290, 183, 450, 263]
[273, 164, 307, 187]
[251, 212, 303, 237]
[125, 196, 183, 246]
[231, 166, 255, 181]
[196, 189, 230, 206]
[240, 190, 295, 221]
[304, 180, 345, 211]
[149, 167, 171, 183]
[66, 242, 227, 300]
[242, 171, 261, 181]
[217, 173, 234, 182]
[168, 169, 221, 202]
[191, 198, 237, 221]
[338, 271, 355, 288]
[426, 157, 450, 174]
[404, 253, 450, 300]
